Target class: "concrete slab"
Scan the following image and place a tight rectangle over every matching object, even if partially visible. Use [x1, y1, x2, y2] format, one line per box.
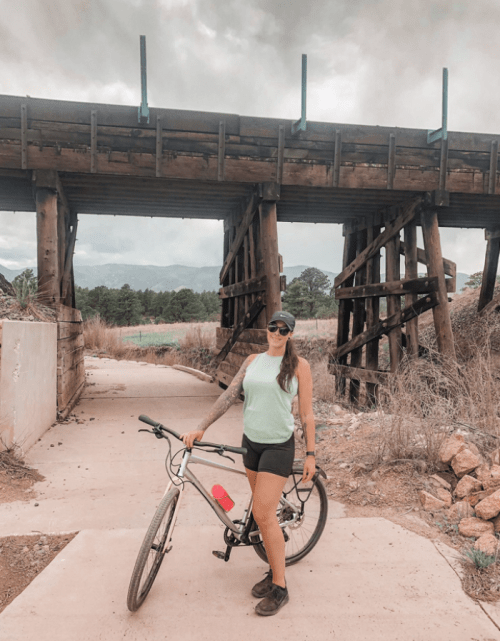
[1, 356, 498, 639]
[0, 320, 57, 450]
[1, 521, 499, 641]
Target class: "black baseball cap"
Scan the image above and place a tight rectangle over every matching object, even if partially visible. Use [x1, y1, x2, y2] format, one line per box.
[269, 311, 296, 332]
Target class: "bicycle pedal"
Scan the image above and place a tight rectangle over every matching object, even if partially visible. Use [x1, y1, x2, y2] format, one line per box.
[212, 550, 226, 560]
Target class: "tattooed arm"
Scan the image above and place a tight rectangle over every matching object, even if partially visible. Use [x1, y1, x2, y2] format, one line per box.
[180, 354, 257, 448]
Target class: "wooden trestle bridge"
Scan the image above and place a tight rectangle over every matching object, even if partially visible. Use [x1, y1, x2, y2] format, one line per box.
[1, 94, 500, 411]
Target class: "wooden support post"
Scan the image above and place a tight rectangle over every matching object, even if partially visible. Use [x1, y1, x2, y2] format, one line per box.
[90, 110, 97, 173]
[218, 120, 225, 181]
[421, 208, 456, 359]
[21, 104, 28, 170]
[489, 140, 498, 195]
[478, 232, 500, 312]
[243, 234, 249, 314]
[62, 210, 78, 305]
[221, 225, 231, 328]
[334, 231, 356, 396]
[365, 224, 381, 404]
[35, 173, 59, 307]
[259, 200, 281, 323]
[387, 133, 396, 190]
[156, 116, 162, 178]
[385, 232, 402, 372]
[404, 220, 419, 358]
[331, 129, 341, 188]
[277, 125, 285, 185]
[349, 230, 367, 403]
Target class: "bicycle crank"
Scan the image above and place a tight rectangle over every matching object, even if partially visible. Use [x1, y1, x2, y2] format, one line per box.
[212, 546, 232, 562]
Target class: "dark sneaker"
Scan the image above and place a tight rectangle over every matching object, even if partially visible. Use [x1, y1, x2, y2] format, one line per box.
[251, 569, 273, 598]
[255, 584, 289, 616]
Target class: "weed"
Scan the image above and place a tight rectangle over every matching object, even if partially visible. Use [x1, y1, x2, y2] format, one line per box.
[12, 274, 38, 309]
[463, 546, 497, 569]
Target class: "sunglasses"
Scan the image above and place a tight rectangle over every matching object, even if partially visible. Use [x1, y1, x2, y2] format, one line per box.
[268, 323, 291, 336]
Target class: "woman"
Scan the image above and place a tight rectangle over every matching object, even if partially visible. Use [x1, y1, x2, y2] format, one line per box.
[180, 310, 316, 616]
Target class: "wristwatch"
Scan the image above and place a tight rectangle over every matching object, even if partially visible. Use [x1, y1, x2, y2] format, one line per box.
[306, 451, 316, 457]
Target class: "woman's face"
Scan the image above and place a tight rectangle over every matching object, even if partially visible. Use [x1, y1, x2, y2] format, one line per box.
[267, 320, 293, 347]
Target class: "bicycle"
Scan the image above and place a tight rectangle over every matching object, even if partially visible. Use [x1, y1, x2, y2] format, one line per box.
[127, 414, 328, 612]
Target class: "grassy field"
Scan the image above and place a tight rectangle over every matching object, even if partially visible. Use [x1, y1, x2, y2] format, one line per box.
[118, 318, 337, 347]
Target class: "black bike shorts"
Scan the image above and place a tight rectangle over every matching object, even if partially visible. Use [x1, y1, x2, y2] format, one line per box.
[242, 433, 295, 479]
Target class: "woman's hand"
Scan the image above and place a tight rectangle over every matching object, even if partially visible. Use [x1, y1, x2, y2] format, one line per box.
[302, 456, 316, 483]
[180, 429, 205, 448]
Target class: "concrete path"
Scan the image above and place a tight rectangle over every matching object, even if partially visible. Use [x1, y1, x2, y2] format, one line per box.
[1, 356, 499, 641]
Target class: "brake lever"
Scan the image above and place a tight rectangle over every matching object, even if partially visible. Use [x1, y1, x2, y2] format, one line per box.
[217, 449, 235, 464]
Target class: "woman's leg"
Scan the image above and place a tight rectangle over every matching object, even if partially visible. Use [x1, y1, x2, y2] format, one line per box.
[251, 471, 288, 588]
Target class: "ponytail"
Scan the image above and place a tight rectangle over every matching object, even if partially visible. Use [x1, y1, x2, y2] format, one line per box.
[277, 338, 299, 393]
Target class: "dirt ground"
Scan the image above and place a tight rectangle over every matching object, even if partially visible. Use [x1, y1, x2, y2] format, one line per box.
[0, 533, 76, 614]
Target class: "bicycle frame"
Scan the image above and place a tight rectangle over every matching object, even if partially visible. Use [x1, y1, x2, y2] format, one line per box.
[162, 447, 303, 547]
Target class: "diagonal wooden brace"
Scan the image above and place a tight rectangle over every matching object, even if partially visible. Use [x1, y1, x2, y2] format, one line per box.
[213, 295, 266, 367]
[334, 198, 423, 289]
[219, 188, 262, 284]
[331, 292, 438, 362]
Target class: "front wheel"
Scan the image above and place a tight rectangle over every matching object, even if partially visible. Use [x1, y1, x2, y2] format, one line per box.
[127, 487, 180, 611]
[253, 465, 328, 566]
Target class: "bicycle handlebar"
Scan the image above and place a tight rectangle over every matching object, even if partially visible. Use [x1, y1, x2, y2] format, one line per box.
[138, 414, 247, 456]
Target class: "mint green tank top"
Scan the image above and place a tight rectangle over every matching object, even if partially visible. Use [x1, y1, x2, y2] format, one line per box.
[242, 352, 299, 444]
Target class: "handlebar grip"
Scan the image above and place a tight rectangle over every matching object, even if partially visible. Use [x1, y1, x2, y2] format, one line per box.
[138, 415, 246, 455]
[138, 415, 181, 440]
[138, 414, 158, 427]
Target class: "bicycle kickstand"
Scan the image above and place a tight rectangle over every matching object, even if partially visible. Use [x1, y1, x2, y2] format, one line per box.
[212, 545, 232, 562]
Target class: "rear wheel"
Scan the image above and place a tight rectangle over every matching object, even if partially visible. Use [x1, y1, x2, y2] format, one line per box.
[127, 487, 180, 611]
[253, 466, 328, 566]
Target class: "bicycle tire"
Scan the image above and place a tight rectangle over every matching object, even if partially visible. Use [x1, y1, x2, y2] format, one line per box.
[253, 466, 328, 566]
[127, 487, 180, 611]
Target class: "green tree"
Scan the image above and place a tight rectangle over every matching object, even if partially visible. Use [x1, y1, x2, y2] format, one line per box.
[282, 280, 314, 318]
[114, 284, 143, 326]
[75, 286, 98, 320]
[169, 289, 207, 322]
[463, 272, 483, 289]
[87, 286, 118, 324]
[199, 290, 221, 321]
[283, 268, 333, 317]
[298, 267, 331, 296]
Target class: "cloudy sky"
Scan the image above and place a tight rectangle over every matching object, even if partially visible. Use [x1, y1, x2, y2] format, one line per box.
[1, 0, 498, 275]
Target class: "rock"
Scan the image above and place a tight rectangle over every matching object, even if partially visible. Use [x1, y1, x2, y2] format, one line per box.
[435, 488, 452, 507]
[439, 434, 466, 464]
[446, 501, 474, 522]
[429, 474, 452, 491]
[458, 517, 495, 538]
[475, 464, 492, 485]
[474, 533, 498, 556]
[475, 489, 500, 520]
[332, 405, 344, 415]
[490, 448, 500, 466]
[467, 442, 482, 459]
[451, 449, 481, 478]
[491, 514, 500, 533]
[481, 464, 500, 491]
[419, 490, 446, 512]
[455, 475, 483, 498]
[0, 273, 15, 296]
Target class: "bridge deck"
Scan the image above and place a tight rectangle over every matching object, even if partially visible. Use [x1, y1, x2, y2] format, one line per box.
[1, 94, 499, 228]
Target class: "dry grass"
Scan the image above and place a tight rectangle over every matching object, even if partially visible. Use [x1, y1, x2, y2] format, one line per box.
[0, 445, 44, 482]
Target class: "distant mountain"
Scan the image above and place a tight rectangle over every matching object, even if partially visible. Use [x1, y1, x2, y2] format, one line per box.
[0, 262, 471, 294]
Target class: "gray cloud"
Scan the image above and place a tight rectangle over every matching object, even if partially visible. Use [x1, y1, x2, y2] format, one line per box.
[0, 1, 496, 276]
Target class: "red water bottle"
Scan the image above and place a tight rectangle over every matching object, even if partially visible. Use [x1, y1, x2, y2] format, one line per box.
[211, 484, 235, 512]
